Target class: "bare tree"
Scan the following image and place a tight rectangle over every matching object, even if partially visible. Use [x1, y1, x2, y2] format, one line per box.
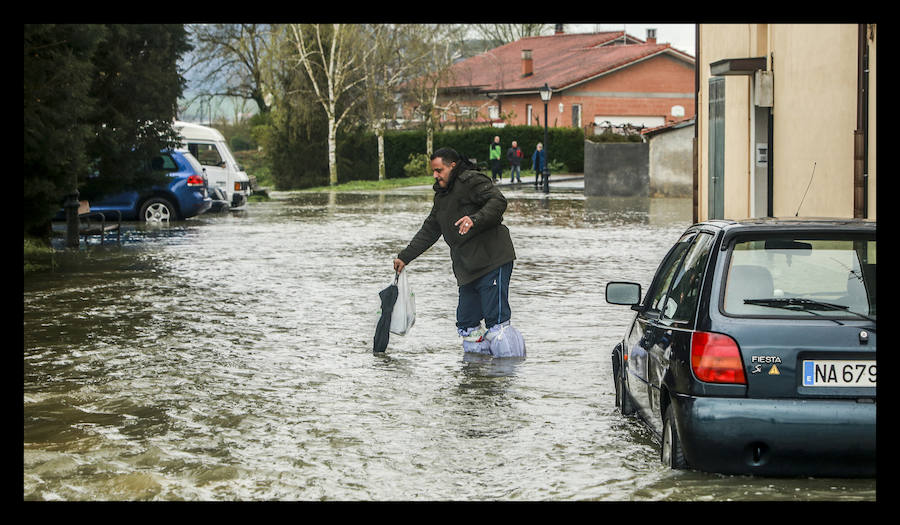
[186, 24, 275, 116]
[360, 25, 430, 180]
[288, 24, 372, 186]
[400, 24, 468, 157]
[469, 23, 555, 45]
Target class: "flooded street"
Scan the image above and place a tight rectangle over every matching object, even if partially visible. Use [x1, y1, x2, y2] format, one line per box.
[23, 185, 876, 501]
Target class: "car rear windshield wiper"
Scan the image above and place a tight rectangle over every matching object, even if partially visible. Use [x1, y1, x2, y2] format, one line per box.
[743, 298, 876, 324]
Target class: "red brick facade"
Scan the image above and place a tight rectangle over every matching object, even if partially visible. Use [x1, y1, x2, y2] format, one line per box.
[405, 31, 695, 133]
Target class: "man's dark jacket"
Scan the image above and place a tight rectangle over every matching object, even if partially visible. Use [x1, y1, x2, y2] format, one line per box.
[397, 168, 516, 286]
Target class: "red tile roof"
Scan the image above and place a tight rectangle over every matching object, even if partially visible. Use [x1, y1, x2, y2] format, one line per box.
[444, 31, 694, 94]
[642, 116, 696, 137]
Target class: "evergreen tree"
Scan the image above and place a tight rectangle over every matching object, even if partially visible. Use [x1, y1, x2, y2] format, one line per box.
[23, 24, 192, 239]
[24, 24, 103, 238]
[81, 24, 192, 201]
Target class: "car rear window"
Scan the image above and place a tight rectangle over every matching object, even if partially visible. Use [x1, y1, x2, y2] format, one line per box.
[723, 237, 876, 319]
[150, 154, 179, 173]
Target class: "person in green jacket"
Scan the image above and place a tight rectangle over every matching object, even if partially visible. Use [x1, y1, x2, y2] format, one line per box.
[394, 147, 517, 354]
[489, 135, 503, 183]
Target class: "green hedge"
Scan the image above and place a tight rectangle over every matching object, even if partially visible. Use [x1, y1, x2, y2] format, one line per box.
[337, 125, 584, 182]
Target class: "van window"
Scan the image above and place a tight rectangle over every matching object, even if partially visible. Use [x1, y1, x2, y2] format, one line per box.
[188, 143, 224, 167]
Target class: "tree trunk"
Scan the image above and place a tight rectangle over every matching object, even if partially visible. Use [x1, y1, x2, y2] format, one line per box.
[377, 126, 386, 181]
[328, 116, 338, 186]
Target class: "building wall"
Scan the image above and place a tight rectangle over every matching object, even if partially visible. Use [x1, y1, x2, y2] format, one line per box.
[584, 142, 649, 197]
[697, 24, 754, 221]
[435, 53, 695, 130]
[648, 124, 694, 197]
[771, 24, 858, 218]
[568, 54, 696, 128]
[697, 24, 876, 221]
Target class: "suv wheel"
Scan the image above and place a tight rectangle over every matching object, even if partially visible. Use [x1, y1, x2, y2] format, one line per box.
[140, 197, 178, 222]
[661, 404, 688, 469]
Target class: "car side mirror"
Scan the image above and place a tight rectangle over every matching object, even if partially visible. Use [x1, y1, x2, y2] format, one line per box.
[606, 282, 642, 307]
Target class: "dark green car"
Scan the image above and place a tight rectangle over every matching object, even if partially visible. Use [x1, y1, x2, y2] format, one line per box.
[606, 218, 876, 477]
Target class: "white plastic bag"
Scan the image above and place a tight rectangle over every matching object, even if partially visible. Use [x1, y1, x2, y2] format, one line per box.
[390, 270, 416, 336]
[485, 321, 526, 358]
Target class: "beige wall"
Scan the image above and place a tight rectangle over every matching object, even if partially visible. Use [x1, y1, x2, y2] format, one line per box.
[697, 24, 753, 221]
[697, 24, 876, 221]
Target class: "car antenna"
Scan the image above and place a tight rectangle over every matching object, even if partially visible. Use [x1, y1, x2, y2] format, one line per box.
[794, 162, 816, 217]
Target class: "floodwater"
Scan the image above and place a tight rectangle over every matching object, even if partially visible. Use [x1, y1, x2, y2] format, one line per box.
[23, 183, 877, 501]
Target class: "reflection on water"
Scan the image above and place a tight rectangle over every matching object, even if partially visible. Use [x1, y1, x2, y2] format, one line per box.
[24, 188, 875, 501]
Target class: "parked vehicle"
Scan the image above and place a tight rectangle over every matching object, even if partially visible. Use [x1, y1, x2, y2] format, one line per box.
[174, 121, 251, 210]
[605, 218, 876, 477]
[57, 150, 212, 222]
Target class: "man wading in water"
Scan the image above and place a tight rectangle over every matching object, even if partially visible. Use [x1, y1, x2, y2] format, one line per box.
[393, 147, 522, 356]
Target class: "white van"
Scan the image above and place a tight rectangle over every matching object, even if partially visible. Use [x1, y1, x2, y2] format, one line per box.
[174, 121, 251, 209]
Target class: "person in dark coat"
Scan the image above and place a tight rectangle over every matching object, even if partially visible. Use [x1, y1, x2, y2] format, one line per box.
[531, 142, 547, 188]
[393, 147, 516, 353]
[507, 140, 523, 183]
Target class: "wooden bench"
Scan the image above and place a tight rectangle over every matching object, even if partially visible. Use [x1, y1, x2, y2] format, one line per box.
[78, 201, 121, 245]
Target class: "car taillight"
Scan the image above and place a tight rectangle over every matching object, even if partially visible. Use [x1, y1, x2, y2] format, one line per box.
[691, 332, 746, 384]
[187, 175, 205, 187]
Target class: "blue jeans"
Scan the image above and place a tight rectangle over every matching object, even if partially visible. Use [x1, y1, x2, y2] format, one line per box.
[509, 165, 521, 182]
[456, 261, 513, 330]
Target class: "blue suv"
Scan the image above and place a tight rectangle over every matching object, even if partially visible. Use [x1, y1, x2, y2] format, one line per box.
[62, 150, 212, 222]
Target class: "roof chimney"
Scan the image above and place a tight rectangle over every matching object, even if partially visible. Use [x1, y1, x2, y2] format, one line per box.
[646, 28, 657, 44]
[554, 24, 564, 35]
[521, 49, 533, 77]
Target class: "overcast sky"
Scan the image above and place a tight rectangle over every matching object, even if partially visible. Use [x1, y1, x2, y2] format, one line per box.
[567, 23, 696, 55]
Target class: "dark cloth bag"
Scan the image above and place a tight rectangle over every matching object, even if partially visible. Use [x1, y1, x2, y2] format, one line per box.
[373, 275, 399, 353]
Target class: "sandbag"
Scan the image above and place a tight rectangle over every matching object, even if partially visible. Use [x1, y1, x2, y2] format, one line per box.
[390, 269, 415, 336]
[485, 321, 526, 358]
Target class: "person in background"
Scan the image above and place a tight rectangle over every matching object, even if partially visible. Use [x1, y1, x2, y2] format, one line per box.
[507, 140, 523, 184]
[489, 136, 503, 183]
[531, 142, 546, 188]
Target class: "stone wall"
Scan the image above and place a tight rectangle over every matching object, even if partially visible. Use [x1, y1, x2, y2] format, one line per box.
[584, 142, 649, 197]
[648, 124, 693, 197]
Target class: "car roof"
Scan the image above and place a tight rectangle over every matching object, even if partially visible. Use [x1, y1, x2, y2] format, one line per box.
[689, 217, 875, 243]
[173, 120, 225, 142]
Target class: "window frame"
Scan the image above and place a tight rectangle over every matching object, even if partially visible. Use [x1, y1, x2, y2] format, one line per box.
[660, 232, 715, 328]
[642, 232, 696, 320]
[188, 142, 225, 168]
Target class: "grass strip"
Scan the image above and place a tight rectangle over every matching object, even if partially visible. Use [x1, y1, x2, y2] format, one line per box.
[299, 176, 433, 192]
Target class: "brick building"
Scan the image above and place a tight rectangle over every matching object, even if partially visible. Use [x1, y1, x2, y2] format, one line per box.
[401, 28, 695, 133]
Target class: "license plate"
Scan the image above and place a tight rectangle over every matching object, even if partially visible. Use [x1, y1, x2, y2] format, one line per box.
[802, 360, 876, 387]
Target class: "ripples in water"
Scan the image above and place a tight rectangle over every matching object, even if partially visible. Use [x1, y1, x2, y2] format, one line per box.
[24, 189, 875, 501]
